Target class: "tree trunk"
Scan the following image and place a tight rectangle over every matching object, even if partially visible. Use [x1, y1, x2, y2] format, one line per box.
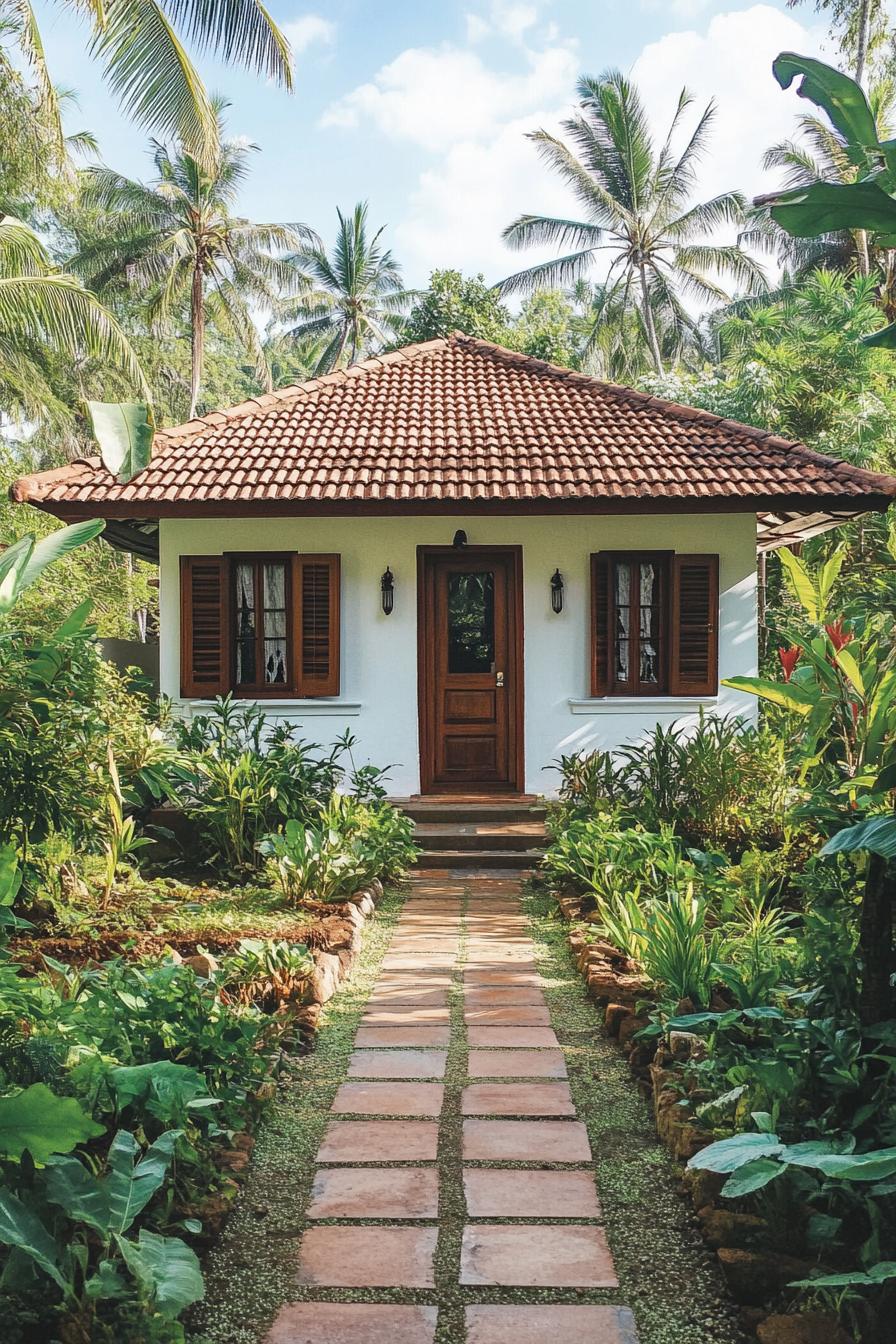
[854, 0, 871, 86]
[638, 263, 664, 374]
[189, 261, 205, 419]
[859, 853, 894, 1025]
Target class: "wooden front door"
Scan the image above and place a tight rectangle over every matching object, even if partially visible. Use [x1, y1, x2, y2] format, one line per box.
[418, 547, 523, 793]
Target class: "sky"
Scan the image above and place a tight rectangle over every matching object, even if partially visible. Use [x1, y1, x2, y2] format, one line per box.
[21, 0, 852, 289]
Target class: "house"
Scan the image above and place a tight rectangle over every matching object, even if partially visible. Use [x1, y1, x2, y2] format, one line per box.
[12, 333, 896, 799]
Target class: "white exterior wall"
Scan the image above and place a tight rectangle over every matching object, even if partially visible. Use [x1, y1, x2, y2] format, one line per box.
[159, 513, 758, 796]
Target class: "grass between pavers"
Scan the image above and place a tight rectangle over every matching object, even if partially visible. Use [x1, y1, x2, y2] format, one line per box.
[521, 881, 747, 1344]
[187, 887, 407, 1344]
[189, 878, 745, 1344]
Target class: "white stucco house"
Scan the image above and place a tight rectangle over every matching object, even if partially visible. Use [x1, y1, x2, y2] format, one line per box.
[13, 334, 896, 798]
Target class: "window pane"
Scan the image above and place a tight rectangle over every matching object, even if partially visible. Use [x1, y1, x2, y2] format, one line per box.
[614, 562, 630, 683]
[447, 571, 495, 673]
[235, 563, 256, 685]
[263, 563, 288, 685]
[639, 561, 660, 685]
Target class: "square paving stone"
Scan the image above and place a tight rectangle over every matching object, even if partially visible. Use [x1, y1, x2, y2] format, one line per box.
[467, 1027, 559, 1049]
[464, 967, 542, 987]
[463, 1168, 601, 1218]
[467, 1005, 550, 1021]
[467, 1050, 567, 1078]
[464, 987, 547, 1007]
[355, 1026, 451, 1047]
[366, 986, 450, 1007]
[459, 1224, 616, 1287]
[331, 1082, 444, 1117]
[298, 1225, 437, 1287]
[464, 1305, 637, 1344]
[361, 1005, 451, 1025]
[462, 1119, 592, 1162]
[348, 1050, 447, 1079]
[317, 1119, 439, 1163]
[308, 1167, 439, 1219]
[464, 1006, 551, 1027]
[266, 1303, 437, 1344]
[461, 1082, 575, 1116]
[265, 1300, 437, 1344]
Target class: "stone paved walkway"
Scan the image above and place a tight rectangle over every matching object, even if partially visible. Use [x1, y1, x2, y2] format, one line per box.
[266, 876, 639, 1344]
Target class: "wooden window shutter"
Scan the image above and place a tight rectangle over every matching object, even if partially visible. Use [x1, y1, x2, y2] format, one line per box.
[670, 554, 719, 695]
[180, 556, 229, 697]
[295, 554, 340, 696]
[590, 553, 611, 695]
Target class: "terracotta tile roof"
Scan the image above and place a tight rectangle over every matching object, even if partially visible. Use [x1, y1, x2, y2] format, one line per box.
[11, 334, 896, 513]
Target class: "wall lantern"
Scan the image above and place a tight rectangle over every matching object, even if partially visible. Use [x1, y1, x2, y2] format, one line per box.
[551, 568, 564, 614]
[381, 566, 395, 615]
[453, 529, 468, 548]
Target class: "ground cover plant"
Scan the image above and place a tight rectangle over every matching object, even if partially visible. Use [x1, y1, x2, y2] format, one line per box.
[0, 528, 417, 1341]
[544, 544, 896, 1340]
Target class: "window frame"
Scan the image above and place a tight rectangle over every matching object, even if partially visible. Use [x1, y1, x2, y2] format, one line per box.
[592, 549, 682, 698]
[226, 551, 297, 697]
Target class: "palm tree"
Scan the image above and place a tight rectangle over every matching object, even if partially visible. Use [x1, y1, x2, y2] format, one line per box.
[0, 215, 147, 427]
[4, 0, 292, 169]
[499, 71, 765, 374]
[72, 106, 317, 417]
[282, 203, 413, 374]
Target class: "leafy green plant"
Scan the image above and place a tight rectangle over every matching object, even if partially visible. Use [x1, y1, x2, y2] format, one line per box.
[640, 889, 721, 1008]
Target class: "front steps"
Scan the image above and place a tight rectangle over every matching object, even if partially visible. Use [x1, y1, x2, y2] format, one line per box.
[393, 797, 548, 872]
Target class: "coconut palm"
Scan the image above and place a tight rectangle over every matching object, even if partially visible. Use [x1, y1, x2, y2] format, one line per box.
[72, 106, 318, 417]
[282, 203, 413, 374]
[3, 0, 292, 169]
[499, 70, 765, 374]
[0, 214, 146, 427]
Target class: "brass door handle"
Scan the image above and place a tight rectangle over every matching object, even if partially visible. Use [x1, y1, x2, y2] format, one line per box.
[496, 671, 504, 687]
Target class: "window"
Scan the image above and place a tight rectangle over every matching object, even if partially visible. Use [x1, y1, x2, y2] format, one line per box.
[233, 556, 291, 691]
[180, 553, 340, 699]
[591, 551, 718, 698]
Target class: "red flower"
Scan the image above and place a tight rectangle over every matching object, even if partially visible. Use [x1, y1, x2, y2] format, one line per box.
[779, 645, 801, 682]
[825, 618, 853, 653]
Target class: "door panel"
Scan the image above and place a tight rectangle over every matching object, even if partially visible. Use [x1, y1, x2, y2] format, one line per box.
[418, 549, 522, 793]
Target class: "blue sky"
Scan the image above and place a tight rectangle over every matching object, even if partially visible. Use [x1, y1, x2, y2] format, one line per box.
[28, 0, 837, 287]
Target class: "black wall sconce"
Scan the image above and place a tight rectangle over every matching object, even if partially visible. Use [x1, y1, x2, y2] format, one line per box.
[381, 567, 394, 615]
[453, 529, 468, 548]
[551, 568, 564, 614]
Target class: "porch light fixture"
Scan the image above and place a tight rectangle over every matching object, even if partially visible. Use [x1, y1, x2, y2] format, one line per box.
[551, 568, 564, 614]
[453, 529, 468, 548]
[381, 566, 394, 615]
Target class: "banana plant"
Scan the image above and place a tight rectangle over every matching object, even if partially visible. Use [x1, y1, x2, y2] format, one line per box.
[755, 53, 896, 347]
[0, 521, 105, 618]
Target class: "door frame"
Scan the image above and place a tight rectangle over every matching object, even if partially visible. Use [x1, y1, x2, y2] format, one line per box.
[416, 544, 525, 795]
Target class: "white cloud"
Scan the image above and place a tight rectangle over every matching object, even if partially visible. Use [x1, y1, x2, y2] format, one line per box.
[465, 2, 541, 44]
[321, 3, 826, 288]
[633, 5, 825, 205]
[282, 14, 336, 55]
[321, 42, 576, 154]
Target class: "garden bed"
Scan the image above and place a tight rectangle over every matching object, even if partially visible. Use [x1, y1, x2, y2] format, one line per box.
[555, 888, 855, 1344]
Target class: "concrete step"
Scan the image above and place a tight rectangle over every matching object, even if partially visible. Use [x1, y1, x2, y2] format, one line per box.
[414, 848, 542, 871]
[394, 799, 548, 825]
[413, 821, 546, 852]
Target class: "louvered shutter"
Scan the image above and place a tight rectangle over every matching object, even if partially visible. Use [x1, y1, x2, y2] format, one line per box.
[180, 556, 229, 697]
[295, 554, 340, 696]
[590, 553, 611, 695]
[670, 554, 719, 695]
